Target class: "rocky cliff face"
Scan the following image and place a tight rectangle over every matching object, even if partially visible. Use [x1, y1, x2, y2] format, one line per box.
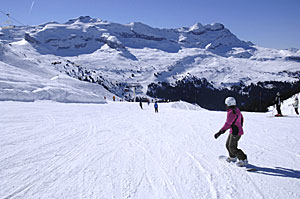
[20, 16, 252, 57]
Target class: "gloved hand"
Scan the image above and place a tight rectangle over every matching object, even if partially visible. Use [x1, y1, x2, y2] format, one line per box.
[214, 130, 224, 139]
[214, 132, 221, 139]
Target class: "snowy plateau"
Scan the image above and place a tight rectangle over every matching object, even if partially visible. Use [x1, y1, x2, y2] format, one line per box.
[0, 16, 300, 199]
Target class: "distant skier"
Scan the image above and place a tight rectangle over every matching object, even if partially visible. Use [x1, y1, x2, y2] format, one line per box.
[139, 100, 143, 109]
[154, 101, 158, 113]
[274, 92, 282, 116]
[292, 96, 299, 115]
[214, 97, 248, 167]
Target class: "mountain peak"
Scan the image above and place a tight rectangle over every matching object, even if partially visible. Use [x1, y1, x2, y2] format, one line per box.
[204, 23, 224, 31]
[65, 16, 101, 24]
[189, 23, 206, 34]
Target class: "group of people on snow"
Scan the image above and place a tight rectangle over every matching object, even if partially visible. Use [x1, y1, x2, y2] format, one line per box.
[214, 92, 299, 168]
[109, 90, 298, 168]
[139, 99, 159, 113]
[274, 92, 299, 116]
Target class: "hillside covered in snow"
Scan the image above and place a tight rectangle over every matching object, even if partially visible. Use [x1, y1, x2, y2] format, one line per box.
[1, 16, 300, 109]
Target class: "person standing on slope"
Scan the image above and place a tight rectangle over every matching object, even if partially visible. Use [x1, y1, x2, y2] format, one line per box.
[147, 98, 150, 106]
[154, 101, 158, 113]
[139, 100, 143, 109]
[214, 97, 248, 167]
[292, 95, 299, 115]
[274, 92, 283, 116]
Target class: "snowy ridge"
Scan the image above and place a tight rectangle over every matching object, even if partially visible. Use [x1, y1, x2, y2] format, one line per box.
[20, 16, 252, 57]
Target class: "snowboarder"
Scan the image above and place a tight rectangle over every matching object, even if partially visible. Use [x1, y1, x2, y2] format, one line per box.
[292, 96, 299, 115]
[139, 100, 143, 109]
[274, 92, 282, 116]
[154, 101, 158, 113]
[214, 97, 248, 167]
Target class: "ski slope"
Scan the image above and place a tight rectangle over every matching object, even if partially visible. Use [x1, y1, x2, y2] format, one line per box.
[0, 40, 112, 103]
[1, 101, 300, 199]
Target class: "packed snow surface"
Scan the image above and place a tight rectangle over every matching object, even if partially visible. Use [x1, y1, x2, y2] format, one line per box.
[1, 101, 300, 199]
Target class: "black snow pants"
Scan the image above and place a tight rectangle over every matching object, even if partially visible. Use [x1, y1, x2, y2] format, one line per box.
[226, 134, 247, 160]
[276, 104, 282, 115]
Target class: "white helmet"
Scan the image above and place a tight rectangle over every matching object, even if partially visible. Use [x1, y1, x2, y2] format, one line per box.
[225, 97, 236, 106]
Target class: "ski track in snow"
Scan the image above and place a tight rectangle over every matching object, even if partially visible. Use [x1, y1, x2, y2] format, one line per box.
[1, 101, 300, 199]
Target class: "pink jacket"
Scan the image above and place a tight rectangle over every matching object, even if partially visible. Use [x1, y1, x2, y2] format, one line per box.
[221, 108, 244, 136]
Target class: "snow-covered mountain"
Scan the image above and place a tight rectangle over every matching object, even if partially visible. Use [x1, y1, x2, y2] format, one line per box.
[1, 16, 300, 109]
[2, 16, 252, 57]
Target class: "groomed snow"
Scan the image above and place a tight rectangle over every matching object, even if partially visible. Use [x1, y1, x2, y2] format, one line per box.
[1, 101, 299, 199]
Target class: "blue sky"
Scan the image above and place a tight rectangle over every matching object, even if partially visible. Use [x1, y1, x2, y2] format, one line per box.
[1, 0, 299, 49]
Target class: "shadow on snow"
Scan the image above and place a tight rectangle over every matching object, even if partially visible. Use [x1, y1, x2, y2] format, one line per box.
[247, 164, 300, 179]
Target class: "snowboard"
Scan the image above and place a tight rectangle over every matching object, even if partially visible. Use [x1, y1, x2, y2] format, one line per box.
[218, 155, 257, 172]
[267, 115, 298, 118]
[274, 114, 284, 117]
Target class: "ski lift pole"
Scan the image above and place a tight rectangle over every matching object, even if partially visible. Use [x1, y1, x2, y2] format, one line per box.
[0, 10, 26, 26]
[126, 83, 139, 102]
[259, 91, 262, 112]
[133, 87, 136, 102]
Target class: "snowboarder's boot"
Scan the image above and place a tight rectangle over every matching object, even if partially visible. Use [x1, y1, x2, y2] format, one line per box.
[226, 157, 237, 163]
[236, 159, 248, 167]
